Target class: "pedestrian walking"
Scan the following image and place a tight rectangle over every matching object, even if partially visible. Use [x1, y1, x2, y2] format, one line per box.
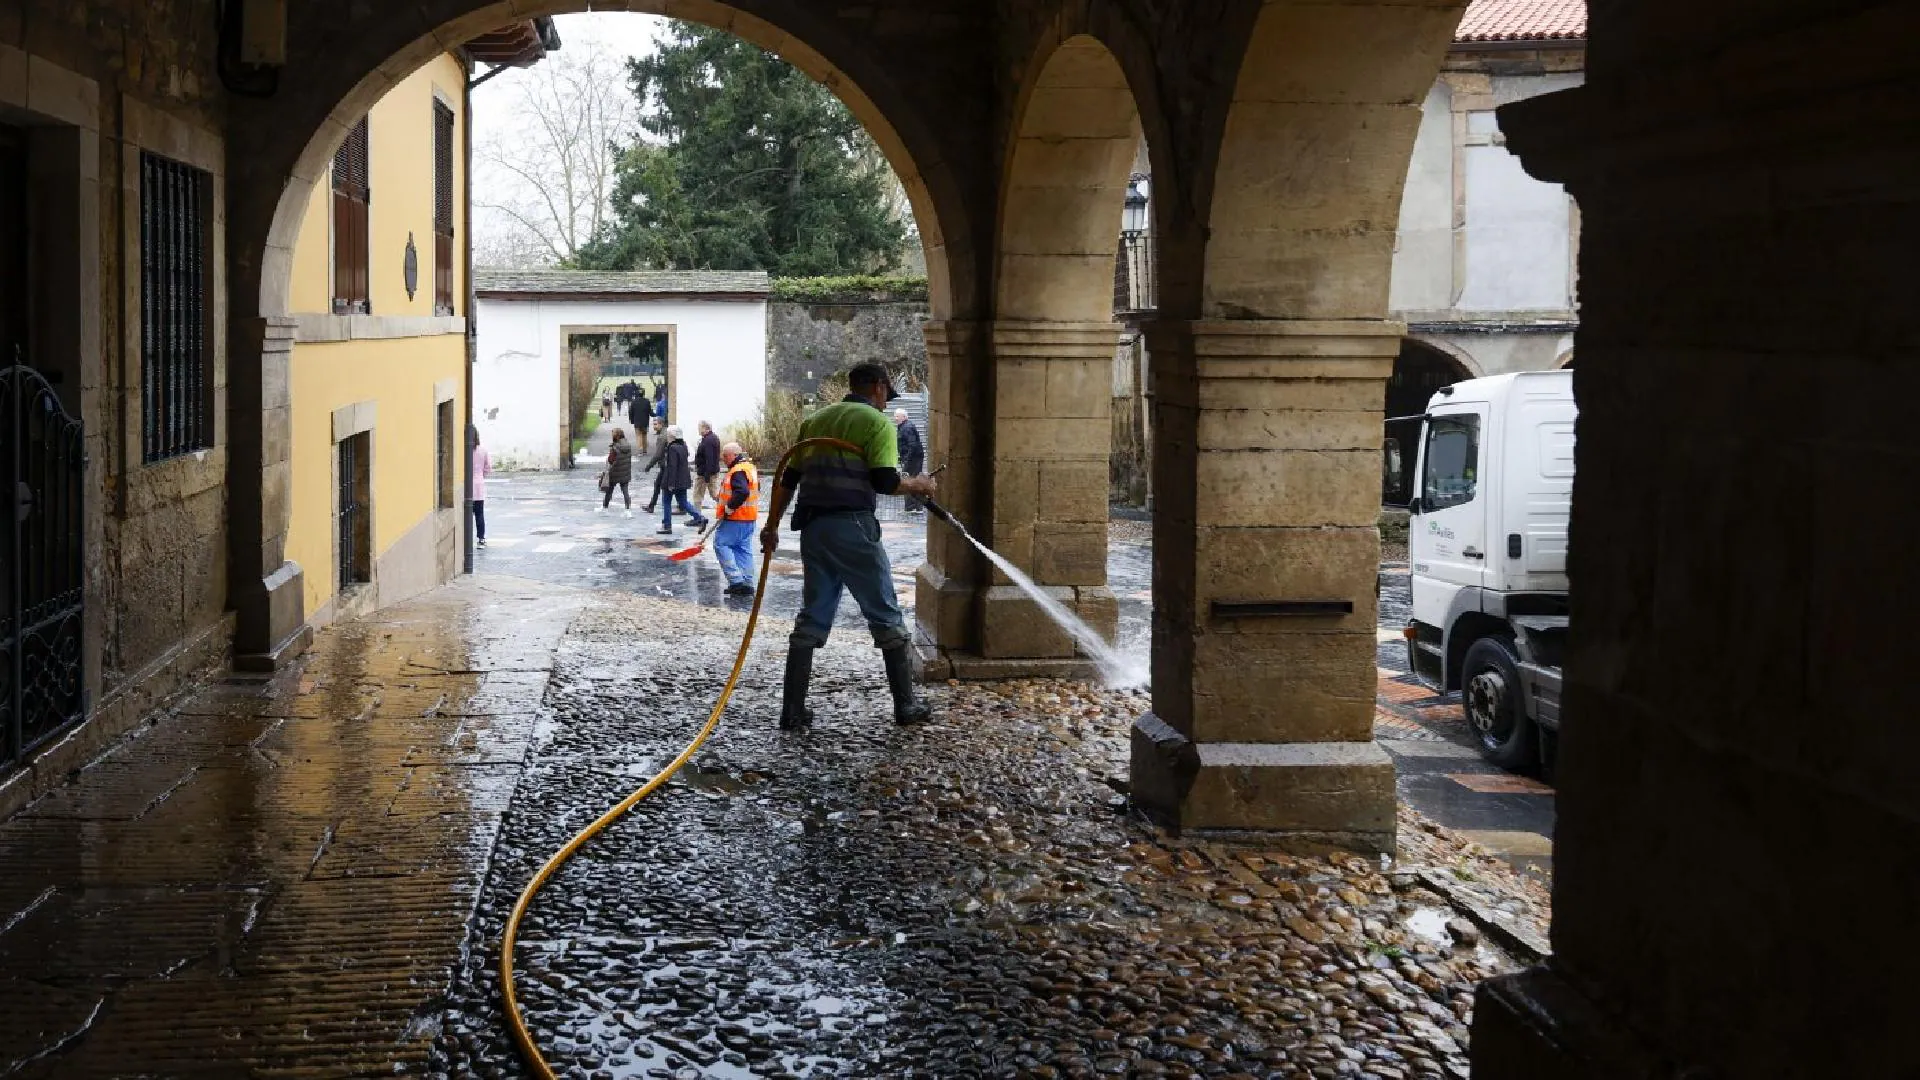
[655, 425, 707, 536]
[761, 363, 938, 730]
[599, 427, 635, 516]
[711, 442, 759, 596]
[892, 408, 925, 514]
[471, 430, 491, 548]
[692, 421, 722, 512]
[640, 416, 667, 512]
[600, 391, 612, 422]
[627, 391, 646, 431]
[654, 388, 669, 422]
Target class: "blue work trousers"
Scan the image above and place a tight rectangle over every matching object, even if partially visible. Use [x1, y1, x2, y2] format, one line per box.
[793, 512, 909, 650]
[712, 519, 756, 587]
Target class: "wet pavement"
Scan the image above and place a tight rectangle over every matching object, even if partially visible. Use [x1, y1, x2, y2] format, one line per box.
[0, 576, 586, 1076]
[435, 594, 1535, 1078]
[1, 447, 1556, 1077]
[1372, 568, 1555, 879]
[479, 450, 1548, 877]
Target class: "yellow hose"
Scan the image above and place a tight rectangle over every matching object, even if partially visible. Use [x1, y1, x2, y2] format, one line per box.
[499, 437, 865, 1078]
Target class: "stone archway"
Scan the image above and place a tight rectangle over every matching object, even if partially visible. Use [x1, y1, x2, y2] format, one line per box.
[1388, 337, 1476, 420]
[916, 34, 1147, 677]
[1131, 0, 1467, 844]
[223, 0, 983, 664]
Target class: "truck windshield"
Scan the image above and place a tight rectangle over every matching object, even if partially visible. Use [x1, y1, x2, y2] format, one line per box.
[1422, 414, 1479, 511]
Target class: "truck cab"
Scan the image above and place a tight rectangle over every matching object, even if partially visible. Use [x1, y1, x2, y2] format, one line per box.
[1398, 370, 1575, 772]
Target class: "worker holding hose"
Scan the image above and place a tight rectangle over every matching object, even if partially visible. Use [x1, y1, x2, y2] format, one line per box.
[761, 363, 939, 730]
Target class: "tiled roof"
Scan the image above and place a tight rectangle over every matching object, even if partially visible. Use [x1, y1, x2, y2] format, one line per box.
[474, 269, 771, 298]
[1455, 0, 1587, 42]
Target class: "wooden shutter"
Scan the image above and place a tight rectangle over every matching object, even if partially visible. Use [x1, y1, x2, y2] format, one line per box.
[332, 117, 370, 314]
[432, 101, 455, 315]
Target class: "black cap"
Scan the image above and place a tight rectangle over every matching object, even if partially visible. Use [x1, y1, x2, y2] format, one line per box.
[847, 362, 899, 401]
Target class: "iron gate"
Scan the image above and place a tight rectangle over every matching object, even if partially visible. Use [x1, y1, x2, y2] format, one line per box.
[2, 365, 86, 770]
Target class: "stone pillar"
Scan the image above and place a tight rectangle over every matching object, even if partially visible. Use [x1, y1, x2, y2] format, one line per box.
[914, 319, 985, 668]
[228, 315, 310, 671]
[1130, 319, 1398, 852]
[919, 320, 1121, 680]
[1467, 5, 1920, 1076]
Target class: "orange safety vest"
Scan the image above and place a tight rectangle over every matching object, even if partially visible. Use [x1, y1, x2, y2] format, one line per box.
[719, 459, 758, 522]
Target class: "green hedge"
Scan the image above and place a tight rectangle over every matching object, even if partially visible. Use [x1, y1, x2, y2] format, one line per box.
[771, 275, 929, 305]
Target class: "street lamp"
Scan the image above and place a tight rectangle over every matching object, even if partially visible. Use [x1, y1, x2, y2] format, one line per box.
[1123, 176, 1150, 234]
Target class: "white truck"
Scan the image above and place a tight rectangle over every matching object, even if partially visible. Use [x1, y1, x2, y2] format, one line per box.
[1394, 370, 1575, 773]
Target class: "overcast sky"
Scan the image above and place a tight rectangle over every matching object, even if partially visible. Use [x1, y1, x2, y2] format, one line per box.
[470, 11, 662, 131]
[468, 12, 665, 264]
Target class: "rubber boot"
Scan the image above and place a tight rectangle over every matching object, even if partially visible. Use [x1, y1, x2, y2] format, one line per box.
[882, 644, 931, 726]
[779, 644, 816, 731]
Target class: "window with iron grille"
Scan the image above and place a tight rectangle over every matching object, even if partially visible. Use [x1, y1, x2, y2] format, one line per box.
[338, 432, 372, 587]
[332, 117, 371, 315]
[140, 152, 214, 464]
[435, 399, 455, 509]
[432, 100, 456, 316]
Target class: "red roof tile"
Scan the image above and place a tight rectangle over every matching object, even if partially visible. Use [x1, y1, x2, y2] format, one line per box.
[1455, 0, 1587, 43]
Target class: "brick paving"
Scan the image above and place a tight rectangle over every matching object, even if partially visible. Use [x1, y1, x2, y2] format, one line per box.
[0, 577, 584, 1077]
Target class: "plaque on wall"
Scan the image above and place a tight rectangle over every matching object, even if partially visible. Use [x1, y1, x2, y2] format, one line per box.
[403, 233, 419, 300]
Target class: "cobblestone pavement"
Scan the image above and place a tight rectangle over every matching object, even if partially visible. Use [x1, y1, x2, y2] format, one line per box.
[478, 458, 1547, 877]
[434, 593, 1538, 1079]
[2, 451, 1553, 1076]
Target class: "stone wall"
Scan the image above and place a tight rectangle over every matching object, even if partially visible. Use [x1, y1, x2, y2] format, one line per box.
[766, 300, 930, 397]
[0, 6, 253, 797]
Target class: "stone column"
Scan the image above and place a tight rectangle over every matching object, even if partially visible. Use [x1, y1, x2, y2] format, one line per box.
[919, 320, 1121, 679]
[914, 319, 985, 664]
[1130, 319, 1399, 852]
[1469, 4, 1920, 1075]
[228, 314, 310, 671]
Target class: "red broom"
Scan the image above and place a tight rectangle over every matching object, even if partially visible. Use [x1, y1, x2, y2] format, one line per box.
[665, 514, 722, 562]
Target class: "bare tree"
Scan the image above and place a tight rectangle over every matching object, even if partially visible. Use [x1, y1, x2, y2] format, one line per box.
[473, 39, 635, 267]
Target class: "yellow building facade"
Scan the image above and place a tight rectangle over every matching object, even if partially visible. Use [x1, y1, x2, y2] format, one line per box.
[285, 52, 471, 624]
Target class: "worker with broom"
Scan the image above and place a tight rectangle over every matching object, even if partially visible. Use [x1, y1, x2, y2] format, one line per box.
[710, 442, 759, 597]
[760, 363, 939, 730]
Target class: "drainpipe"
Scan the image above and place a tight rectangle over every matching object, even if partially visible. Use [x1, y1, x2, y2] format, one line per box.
[461, 48, 475, 576]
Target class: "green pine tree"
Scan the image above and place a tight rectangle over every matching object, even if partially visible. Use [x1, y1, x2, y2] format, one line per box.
[574, 24, 908, 275]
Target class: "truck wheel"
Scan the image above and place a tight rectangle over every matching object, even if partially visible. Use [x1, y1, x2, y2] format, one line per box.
[1462, 636, 1536, 772]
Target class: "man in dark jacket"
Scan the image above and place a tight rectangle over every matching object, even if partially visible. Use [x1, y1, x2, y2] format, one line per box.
[892, 408, 926, 514]
[692, 421, 723, 514]
[655, 425, 707, 536]
[640, 417, 667, 512]
[627, 392, 646, 431]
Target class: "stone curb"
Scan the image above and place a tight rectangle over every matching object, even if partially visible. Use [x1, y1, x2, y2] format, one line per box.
[1402, 866, 1553, 965]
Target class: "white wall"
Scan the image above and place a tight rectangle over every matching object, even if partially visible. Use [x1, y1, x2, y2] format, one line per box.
[1389, 81, 1456, 313]
[473, 296, 769, 470]
[1457, 123, 1573, 312]
[1389, 69, 1584, 321]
